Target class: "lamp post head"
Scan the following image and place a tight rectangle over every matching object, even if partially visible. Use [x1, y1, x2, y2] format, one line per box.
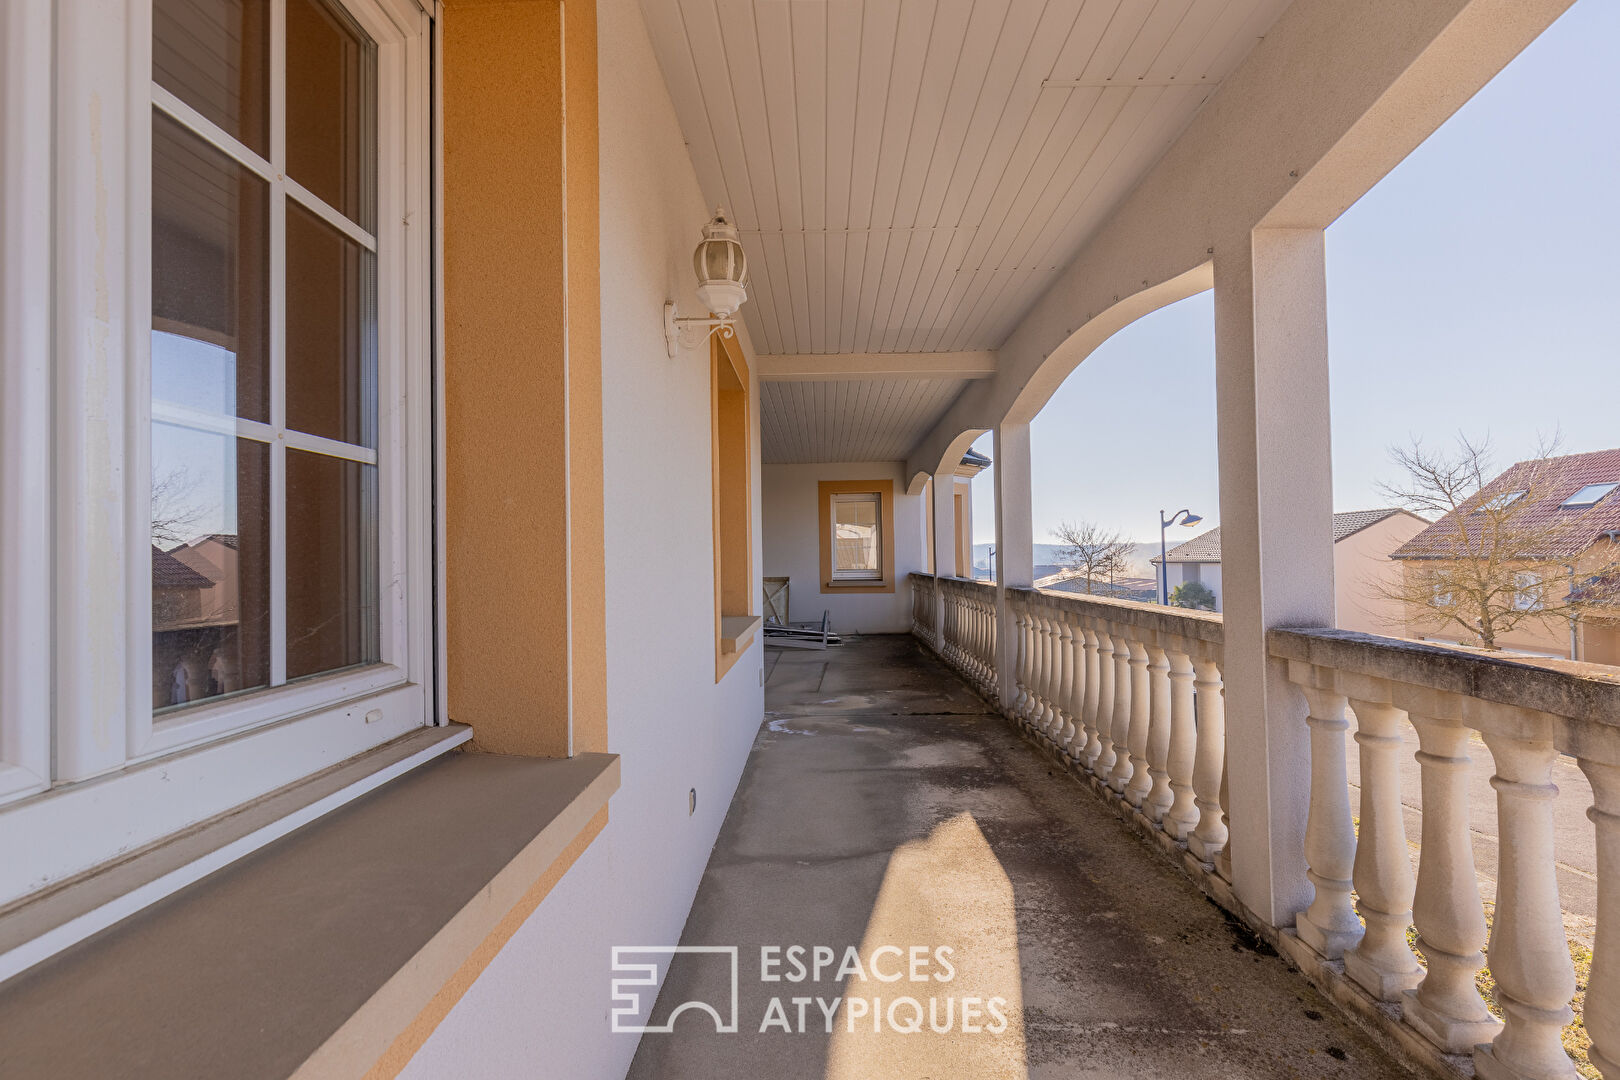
[1180, 513, 1203, 527]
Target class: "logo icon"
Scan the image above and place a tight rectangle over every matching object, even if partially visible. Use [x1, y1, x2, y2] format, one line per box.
[610, 946, 740, 1034]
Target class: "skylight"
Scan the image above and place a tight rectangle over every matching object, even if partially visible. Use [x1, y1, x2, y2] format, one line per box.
[1474, 490, 1526, 512]
[1561, 482, 1619, 508]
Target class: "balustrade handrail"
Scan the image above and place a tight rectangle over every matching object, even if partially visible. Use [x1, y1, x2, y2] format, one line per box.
[910, 571, 995, 593]
[1017, 586, 1225, 647]
[1270, 625, 1620, 727]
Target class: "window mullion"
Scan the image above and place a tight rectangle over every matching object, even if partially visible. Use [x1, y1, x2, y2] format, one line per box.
[269, 0, 289, 687]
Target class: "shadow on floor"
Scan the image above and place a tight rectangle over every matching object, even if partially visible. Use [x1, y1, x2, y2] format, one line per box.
[626, 634, 1416, 1079]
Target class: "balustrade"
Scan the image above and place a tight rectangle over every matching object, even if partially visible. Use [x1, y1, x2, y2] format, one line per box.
[908, 574, 1618, 1080]
[1275, 628, 1617, 1079]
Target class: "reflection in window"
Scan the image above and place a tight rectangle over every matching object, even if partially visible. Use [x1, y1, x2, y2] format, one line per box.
[287, 450, 379, 678]
[151, 425, 271, 708]
[832, 493, 882, 580]
[153, 0, 381, 716]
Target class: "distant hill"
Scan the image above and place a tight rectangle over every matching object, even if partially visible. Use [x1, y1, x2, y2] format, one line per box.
[973, 541, 1160, 579]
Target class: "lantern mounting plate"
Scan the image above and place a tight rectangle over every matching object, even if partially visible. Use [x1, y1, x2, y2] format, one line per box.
[664, 301, 737, 359]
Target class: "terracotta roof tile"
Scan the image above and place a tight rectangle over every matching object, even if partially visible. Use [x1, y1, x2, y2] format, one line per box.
[1392, 448, 1620, 560]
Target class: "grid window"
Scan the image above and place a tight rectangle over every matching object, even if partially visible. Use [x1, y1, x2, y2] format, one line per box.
[151, 0, 380, 713]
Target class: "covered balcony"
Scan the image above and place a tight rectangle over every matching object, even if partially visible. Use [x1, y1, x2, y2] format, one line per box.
[0, 0, 1610, 1076]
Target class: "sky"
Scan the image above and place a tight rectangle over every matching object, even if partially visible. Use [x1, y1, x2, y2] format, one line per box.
[974, 0, 1619, 547]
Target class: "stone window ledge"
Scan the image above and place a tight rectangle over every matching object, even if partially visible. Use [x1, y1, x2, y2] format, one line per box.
[0, 746, 620, 1079]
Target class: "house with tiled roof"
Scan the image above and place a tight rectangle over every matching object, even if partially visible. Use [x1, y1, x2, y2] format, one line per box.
[1151, 509, 1428, 631]
[1390, 448, 1620, 661]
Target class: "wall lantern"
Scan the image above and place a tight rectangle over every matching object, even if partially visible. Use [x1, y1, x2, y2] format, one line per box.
[664, 207, 749, 358]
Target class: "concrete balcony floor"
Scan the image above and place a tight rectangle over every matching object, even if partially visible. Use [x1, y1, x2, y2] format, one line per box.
[628, 634, 1415, 1079]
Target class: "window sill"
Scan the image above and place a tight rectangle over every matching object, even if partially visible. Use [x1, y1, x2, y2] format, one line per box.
[719, 613, 762, 654]
[0, 748, 620, 1079]
[822, 579, 894, 594]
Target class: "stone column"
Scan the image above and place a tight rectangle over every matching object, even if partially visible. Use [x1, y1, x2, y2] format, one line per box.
[1212, 230, 1335, 927]
[993, 423, 1034, 715]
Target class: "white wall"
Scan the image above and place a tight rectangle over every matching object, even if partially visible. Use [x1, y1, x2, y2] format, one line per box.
[401, 0, 765, 1076]
[1162, 561, 1222, 610]
[1333, 514, 1427, 635]
[762, 462, 926, 635]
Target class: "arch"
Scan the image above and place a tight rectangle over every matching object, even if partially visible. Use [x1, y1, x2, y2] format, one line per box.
[906, 426, 989, 496]
[1002, 263, 1212, 427]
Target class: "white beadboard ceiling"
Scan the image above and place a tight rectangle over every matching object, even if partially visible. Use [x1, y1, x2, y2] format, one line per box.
[643, 0, 1291, 461]
[644, 0, 1289, 358]
[761, 378, 968, 463]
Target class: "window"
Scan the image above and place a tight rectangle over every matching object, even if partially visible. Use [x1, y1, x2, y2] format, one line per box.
[711, 333, 755, 678]
[1474, 489, 1526, 513]
[152, 0, 381, 716]
[832, 494, 883, 580]
[1514, 571, 1544, 611]
[1432, 578, 1454, 606]
[1561, 483, 1619, 509]
[818, 479, 896, 592]
[0, 0, 433, 922]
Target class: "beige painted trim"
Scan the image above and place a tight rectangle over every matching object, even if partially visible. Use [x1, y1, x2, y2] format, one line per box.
[817, 479, 897, 595]
[954, 490, 969, 581]
[290, 759, 620, 1080]
[441, 0, 605, 756]
[713, 333, 753, 682]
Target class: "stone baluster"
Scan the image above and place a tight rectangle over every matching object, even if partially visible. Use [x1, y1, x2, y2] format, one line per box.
[1091, 629, 1116, 779]
[1080, 626, 1102, 768]
[1342, 695, 1423, 1001]
[1402, 712, 1502, 1053]
[1187, 659, 1227, 859]
[1578, 756, 1620, 1078]
[1475, 727, 1577, 1080]
[1010, 601, 1029, 718]
[1125, 640, 1153, 809]
[1162, 649, 1199, 838]
[1295, 680, 1363, 959]
[1104, 631, 1132, 792]
[1024, 603, 1044, 724]
[1038, 606, 1059, 735]
[971, 595, 985, 686]
[1215, 749, 1233, 884]
[1144, 644, 1174, 824]
[1056, 616, 1077, 749]
[1061, 617, 1085, 757]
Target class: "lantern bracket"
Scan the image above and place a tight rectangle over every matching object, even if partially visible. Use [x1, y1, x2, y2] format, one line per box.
[664, 301, 737, 359]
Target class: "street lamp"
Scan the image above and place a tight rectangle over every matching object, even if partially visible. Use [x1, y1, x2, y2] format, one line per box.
[1158, 508, 1204, 605]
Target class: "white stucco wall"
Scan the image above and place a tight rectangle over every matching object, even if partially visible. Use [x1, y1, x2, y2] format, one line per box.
[401, 0, 765, 1076]
[762, 462, 926, 635]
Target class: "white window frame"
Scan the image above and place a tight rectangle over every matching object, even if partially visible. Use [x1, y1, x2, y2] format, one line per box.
[0, 0, 438, 912]
[830, 491, 884, 582]
[0, 0, 54, 807]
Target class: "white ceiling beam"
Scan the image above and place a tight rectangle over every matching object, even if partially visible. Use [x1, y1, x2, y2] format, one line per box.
[757, 352, 996, 382]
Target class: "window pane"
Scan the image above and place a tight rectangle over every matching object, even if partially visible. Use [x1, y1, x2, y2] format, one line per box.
[834, 496, 881, 574]
[287, 0, 376, 230]
[153, 0, 270, 157]
[152, 425, 271, 710]
[153, 110, 270, 422]
[286, 450, 380, 679]
[286, 201, 377, 446]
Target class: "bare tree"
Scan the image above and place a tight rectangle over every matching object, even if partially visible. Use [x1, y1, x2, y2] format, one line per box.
[151, 467, 207, 548]
[1051, 520, 1134, 595]
[1375, 433, 1620, 651]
